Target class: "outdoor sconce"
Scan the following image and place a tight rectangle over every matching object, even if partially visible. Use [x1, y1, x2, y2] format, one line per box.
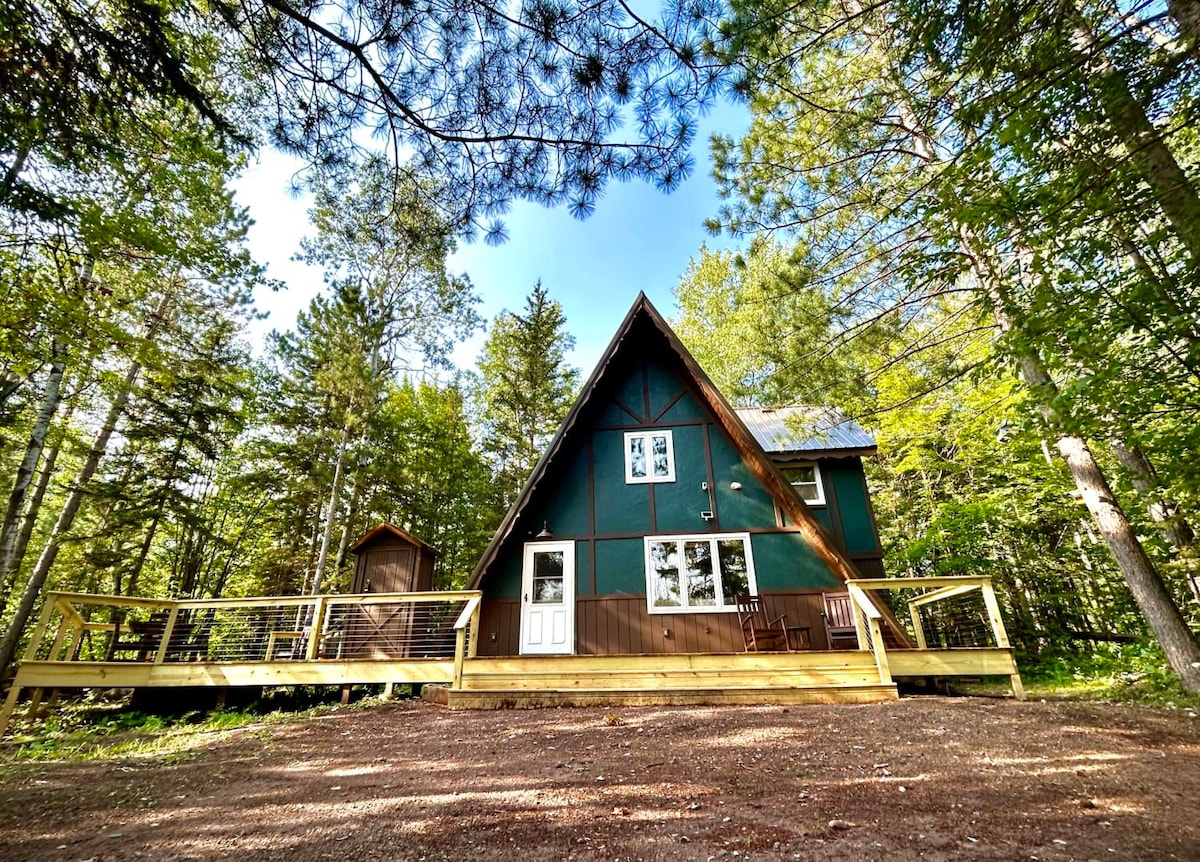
[730, 481, 743, 491]
[534, 521, 553, 539]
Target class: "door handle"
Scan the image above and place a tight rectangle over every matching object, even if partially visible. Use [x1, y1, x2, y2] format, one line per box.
[523, 594, 528, 602]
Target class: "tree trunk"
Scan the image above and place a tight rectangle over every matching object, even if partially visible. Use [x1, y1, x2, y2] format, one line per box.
[309, 423, 351, 597]
[332, 476, 364, 591]
[0, 406, 72, 619]
[1010, 342, 1200, 692]
[1072, 11, 1200, 263]
[1169, 0, 1200, 53]
[0, 294, 169, 678]
[0, 345, 64, 592]
[1109, 438, 1199, 602]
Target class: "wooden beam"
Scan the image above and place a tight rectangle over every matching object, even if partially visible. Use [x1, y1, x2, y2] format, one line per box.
[305, 597, 328, 660]
[979, 580, 1025, 700]
[908, 604, 928, 650]
[0, 677, 22, 737]
[887, 648, 1018, 677]
[153, 606, 181, 665]
[11, 659, 458, 689]
[908, 583, 981, 608]
[21, 600, 57, 663]
[867, 617, 892, 684]
[847, 576, 991, 590]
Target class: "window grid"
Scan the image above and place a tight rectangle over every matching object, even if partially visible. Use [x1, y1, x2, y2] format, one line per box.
[624, 430, 676, 484]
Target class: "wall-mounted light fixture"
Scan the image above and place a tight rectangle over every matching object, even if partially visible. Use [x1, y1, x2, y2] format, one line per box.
[534, 521, 553, 539]
[730, 481, 743, 491]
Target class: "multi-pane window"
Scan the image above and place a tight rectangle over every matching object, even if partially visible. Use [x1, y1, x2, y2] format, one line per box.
[781, 463, 825, 505]
[644, 533, 756, 613]
[624, 430, 675, 483]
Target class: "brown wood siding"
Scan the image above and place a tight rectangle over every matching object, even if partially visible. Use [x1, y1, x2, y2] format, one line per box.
[415, 550, 435, 591]
[478, 599, 520, 656]
[849, 557, 885, 579]
[480, 592, 831, 656]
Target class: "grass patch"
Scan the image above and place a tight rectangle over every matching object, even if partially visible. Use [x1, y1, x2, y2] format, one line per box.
[1016, 642, 1200, 710]
[1, 685, 408, 764]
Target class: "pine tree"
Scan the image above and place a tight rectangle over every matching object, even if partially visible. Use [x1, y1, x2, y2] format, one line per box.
[476, 283, 580, 504]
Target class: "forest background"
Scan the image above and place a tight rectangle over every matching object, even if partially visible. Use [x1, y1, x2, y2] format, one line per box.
[3, 0, 1200, 695]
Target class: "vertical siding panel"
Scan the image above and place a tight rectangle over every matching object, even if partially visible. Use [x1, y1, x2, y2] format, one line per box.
[588, 599, 600, 655]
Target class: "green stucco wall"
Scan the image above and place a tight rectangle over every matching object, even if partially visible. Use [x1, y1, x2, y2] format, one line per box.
[827, 461, 880, 554]
[750, 532, 844, 590]
[594, 539, 645, 594]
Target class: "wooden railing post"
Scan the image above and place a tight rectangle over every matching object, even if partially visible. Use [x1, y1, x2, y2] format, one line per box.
[22, 599, 57, 663]
[868, 616, 893, 684]
[846, 584, 870, 651]
[451, 595, 481, 688]
[908, 603, 928, 650]
[453, 625, 467, 689]
[153, 606, 181, 664]
[46, 607, 71, 663]
[468, 598, 481, 659]
[980, 579, 1025, 700]
[306, 597, 328, 660]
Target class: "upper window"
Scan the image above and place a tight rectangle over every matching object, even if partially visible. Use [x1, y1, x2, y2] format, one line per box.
[781, 463, 825, 505]
[625, 430, 675, 483]
[644, 533, 757, 614]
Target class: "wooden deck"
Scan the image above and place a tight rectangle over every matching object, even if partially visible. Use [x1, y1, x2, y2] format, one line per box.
[0, 577, 1024, 734]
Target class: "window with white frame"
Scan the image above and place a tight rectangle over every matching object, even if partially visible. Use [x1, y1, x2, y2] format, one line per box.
[644, 533, 757, 613]
[781, 463, 825, 505]
[624, 430, 675, 483]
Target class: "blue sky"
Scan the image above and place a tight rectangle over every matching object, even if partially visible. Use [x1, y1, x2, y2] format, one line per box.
[234, 103, 748, 377]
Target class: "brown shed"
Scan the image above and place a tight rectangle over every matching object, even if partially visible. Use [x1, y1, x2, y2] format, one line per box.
[350, 523, 437, 594]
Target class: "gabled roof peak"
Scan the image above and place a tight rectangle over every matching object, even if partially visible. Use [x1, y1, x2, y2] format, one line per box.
[468, 292, 867, 588]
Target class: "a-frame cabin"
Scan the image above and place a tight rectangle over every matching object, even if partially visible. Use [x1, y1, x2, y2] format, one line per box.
[2, 296, 1027, 735]
[469, 293, 889, 657]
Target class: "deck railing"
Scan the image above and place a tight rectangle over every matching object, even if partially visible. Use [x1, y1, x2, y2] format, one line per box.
[21, 589, 483, 668]
[845, 576, 1024, 699]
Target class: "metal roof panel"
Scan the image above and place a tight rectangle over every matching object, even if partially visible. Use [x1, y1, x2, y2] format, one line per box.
[733, 405, 876, 454]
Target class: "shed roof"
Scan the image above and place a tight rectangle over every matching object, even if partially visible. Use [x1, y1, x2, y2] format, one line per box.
[734, 405, 876, 457]
[350, 522, 437, 555]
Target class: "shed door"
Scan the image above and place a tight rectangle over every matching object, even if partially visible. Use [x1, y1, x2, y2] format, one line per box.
[363, 548, 413, 593]
[520, 541, 575, 655]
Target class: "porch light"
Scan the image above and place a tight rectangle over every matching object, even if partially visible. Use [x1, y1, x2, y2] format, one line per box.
[534, 522, 554, 539]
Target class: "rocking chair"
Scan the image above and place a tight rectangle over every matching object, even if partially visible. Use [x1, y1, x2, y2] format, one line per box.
[736, 595, 791, 652]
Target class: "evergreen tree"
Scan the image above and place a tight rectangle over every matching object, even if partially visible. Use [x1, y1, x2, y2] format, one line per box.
[476, 283, 580, 504]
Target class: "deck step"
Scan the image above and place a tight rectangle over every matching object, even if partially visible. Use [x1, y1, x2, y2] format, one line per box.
[458, 668, 882, 690]
[424, 683, 899, 709]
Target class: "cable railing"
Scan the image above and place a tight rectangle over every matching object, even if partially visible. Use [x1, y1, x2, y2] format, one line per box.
[23, 590, 482, 667]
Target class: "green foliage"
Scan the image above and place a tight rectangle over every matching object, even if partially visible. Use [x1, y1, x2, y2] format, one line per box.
[1019, 643, 1200, 710]
[476, 282, 580, 505]
[695, 0, 1200, 680]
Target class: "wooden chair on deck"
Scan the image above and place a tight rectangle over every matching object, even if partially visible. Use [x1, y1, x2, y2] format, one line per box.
[736, 595, 800, 652]
[822, 592, 859, 650]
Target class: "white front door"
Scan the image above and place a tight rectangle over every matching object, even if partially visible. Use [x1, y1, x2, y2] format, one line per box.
[520, 541, 575, 655]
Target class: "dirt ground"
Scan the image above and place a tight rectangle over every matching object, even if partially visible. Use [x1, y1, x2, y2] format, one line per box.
[0, 696, 1198, 862]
